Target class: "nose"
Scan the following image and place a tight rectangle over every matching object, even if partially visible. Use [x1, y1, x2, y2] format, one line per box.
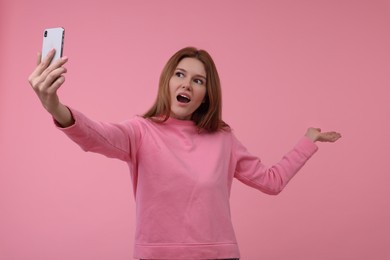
[181, 78, 192, 90]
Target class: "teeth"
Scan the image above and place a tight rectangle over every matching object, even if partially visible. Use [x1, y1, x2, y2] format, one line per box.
[177, 94, 191, 103]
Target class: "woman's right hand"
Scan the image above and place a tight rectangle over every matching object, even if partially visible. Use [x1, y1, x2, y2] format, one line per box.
[28, 49, 68, 113]
[28, 49, 74, 127]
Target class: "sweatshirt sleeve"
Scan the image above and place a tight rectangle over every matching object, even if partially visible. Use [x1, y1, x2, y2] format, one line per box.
[233, 135, 318, 195]
[55, 107, 141, 162]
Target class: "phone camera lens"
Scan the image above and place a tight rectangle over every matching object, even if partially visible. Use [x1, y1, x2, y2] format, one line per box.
[44, 31, 47, 37]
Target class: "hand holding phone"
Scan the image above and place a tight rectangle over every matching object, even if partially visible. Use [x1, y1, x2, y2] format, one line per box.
[41, 27, 65, 64]
[28, 26, 71, 126]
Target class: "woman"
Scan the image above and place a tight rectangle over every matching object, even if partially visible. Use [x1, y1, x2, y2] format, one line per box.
[28, 47, 341, 260]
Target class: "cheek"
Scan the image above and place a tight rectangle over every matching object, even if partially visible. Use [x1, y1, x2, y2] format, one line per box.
[169, 77, 182, 92]
[168, 79, 176, 94]
[197, 87, 207, 102]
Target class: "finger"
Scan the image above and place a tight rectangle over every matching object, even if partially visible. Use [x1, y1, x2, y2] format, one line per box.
[29, 49, 56, 80]
[36, 52, 42, 66]
[40, 56, 68, 83]
[30, 59, 68, 93]
[40, 76, 65, 98]
[48, 76, 66, 93]
[42, 66, 67, 87]
[39, 49, 58, 72]
[52, 56, 68, 68]
[321, 132, 341, 142]
[332, 132, 342, 141]
[42, 48, 56, 65]
[28, 52, 44, 84]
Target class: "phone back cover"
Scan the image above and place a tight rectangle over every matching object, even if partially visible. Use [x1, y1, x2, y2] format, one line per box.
[41, 27, 64, 63]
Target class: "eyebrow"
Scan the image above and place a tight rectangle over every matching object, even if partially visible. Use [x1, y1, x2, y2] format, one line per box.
[176, 68, 207, 80]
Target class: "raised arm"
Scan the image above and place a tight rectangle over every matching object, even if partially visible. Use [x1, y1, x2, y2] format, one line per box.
[28, 49, 74, 127]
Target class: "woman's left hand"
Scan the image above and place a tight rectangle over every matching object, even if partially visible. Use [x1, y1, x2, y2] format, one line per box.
[305, 127, 342, 143]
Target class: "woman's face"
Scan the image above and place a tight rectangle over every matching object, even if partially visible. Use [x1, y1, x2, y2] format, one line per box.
[169, 58, 207, 120]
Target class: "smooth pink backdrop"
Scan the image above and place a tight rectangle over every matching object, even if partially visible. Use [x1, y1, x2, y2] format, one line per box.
[1, 0, 389, 259]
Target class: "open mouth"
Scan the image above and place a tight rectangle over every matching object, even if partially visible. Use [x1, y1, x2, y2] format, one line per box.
[176, 94, 191, 103]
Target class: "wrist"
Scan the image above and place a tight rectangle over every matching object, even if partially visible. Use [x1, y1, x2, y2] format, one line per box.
[51, 103, 75, 127]
[305, 132, 318, 143]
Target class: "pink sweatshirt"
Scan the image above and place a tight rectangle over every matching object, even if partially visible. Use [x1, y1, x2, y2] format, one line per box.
[58, 108, 318, 259]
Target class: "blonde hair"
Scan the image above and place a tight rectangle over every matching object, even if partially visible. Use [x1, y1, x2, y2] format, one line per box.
[143, 47, 229, 132]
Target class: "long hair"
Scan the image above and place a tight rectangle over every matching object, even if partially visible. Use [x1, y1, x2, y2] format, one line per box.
[143, 47, 229, 132]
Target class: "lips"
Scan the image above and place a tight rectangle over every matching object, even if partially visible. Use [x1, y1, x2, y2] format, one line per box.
[176, 93, 191, 103]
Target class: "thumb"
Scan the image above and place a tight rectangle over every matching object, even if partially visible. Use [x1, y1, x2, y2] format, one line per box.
[313, 127, 321, 132]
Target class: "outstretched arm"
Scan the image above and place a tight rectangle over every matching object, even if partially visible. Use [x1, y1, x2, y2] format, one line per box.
[28, 49, 74, 127]
[233, 127, 341, 195]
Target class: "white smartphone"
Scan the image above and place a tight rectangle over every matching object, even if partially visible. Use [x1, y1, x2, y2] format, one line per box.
[41, 27, 65, 64]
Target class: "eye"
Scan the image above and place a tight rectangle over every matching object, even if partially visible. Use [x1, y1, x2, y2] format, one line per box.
[194, 78, 204, 85]
[175, 72, 184, 78]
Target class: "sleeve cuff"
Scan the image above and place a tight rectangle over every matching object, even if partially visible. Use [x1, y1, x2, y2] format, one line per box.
[297, 136, 319, 157]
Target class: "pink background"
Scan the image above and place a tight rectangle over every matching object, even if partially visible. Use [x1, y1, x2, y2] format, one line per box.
[1, 0, 389, 259]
